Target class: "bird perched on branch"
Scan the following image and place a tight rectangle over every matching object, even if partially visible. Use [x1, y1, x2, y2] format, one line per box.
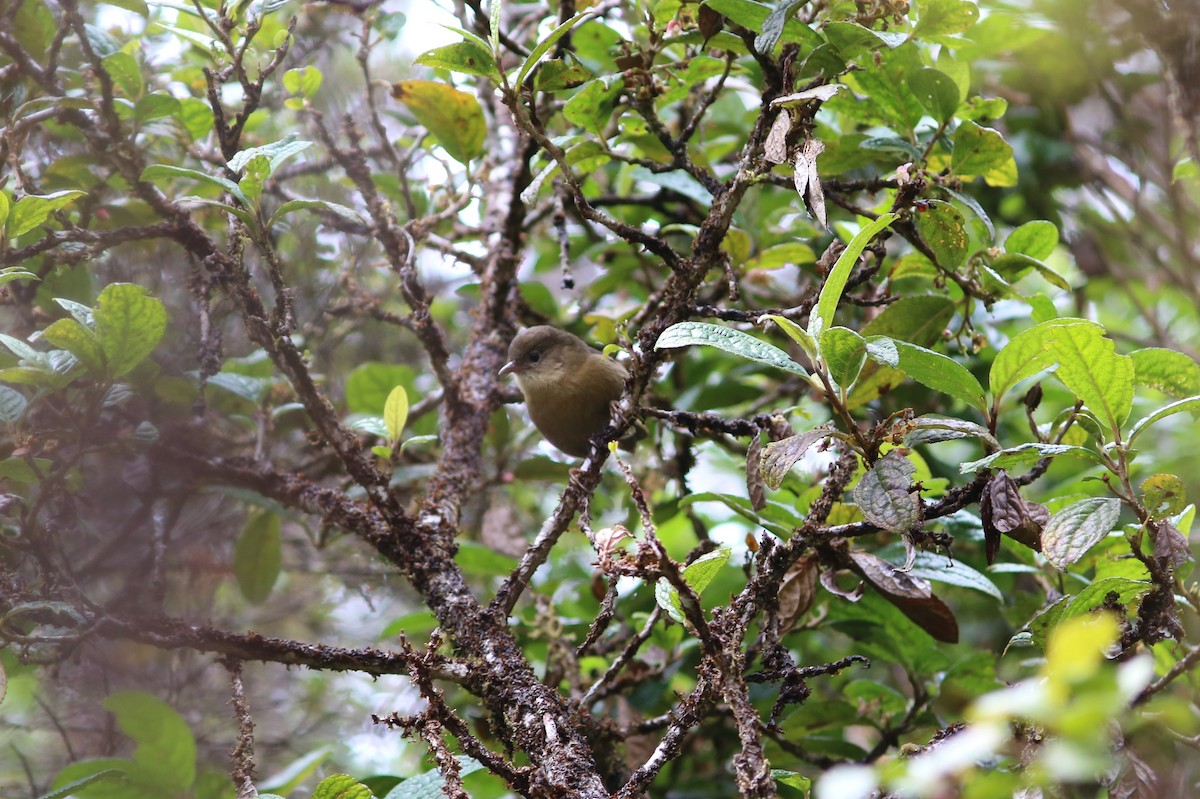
[499, 326, 629, 458]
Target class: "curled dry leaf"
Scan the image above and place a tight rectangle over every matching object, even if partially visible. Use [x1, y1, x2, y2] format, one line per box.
[820, 566, 864, 601]
[765, 110, 791, 165]
[981, 470, 1047, 564]
[594, 524, 633, 561]
[759, 427, 833, 490]
[1150, 520, 1191, 569]
[850, 550, 932, 600]
[778, 554, 819, 632]
[746, 432, 767, 511]
[793, 138, 828, 230]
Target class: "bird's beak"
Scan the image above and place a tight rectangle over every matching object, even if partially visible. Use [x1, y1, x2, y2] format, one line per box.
[498, 361, 516, 378]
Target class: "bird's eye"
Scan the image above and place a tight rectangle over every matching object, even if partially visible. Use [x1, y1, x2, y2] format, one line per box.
[528, 351, 541, 363]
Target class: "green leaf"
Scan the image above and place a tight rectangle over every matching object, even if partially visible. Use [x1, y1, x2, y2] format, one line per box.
[679, 491, 795, 538]
[907, 553, 1002, 601]
[655, 546, 731, 623]
[0, 385, 28, 422]
[39, 768, 127, 799]
[102, 52, 143, 98]
[1029, 578, 1153, 649]
[914, 200, 968, 269]
[93, 283, 167, 378]
[521, 140, 611, 204]
[488, 0, 501, 56]
[140, 164, 247, 205]
[820, 326, 867, 388]
[346, 362, 415, 415]
[537, 56, 592, 91]
[391, 80, 485, 165]
[235, 511, 282, 604]
[1005, 220, 1058, 260]
[42, 318, 106, 374]
[989, 318, 1093, 403]
[7, 190, 87, 237]
[514, 10, 595, 87]
[134, 92, 180, 122]
[853, 451, 919, 532]
[822, 21, 906, 58]
[283, 65, 323, 97]
[102, 691, 196, 793]
[382, 756, 483, 799]
[1130, 348, 1200, 398]
[49, 760, 134, 799]
[656, 322, 810, 378]
[563, 77, 624, 138]
[415, 40, 498, 79]
[809, 213, 898, 339]
[1041, 497, 1122, 569]
[238, 155, 269, 204]
[314, 774, 373, 799]
[268, 198, 368, 228]
[771, 769, 813, 792]
[456, 541, 518, 577]
[943, 185, 994, 242]
[990, 252, 1071, 291]
[842, 43, 924, 135]
[951, 121, 1016, 186]
[902, 415, 999, 449]
[864, 336, 985, 407]
[177, 97, 215, 140]
[754, 0, 806, 53]
[228, 135, 313, 176]
[1142, 474, 1187, 519]
[383, 385, 409, 442]
[258, 747, 334, 794]
[683, 545, 731, 594]
[1044, 322, 1134, 433]
[959, 442, 1102, 473]
[702, 0, 823, 48]
[747, 242, 817, 269]
[762, 314, 817, 360]
[847, 295, 957, 408]
[907, 68, 960, 122]
[914, 0, 979, 37]
[1128, 395, 1200, 445]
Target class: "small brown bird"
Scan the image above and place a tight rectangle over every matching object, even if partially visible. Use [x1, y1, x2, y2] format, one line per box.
[499, 326, 628, 457]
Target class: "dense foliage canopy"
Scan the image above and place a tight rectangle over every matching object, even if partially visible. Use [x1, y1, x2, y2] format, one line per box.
[1, 0, 1198, 797]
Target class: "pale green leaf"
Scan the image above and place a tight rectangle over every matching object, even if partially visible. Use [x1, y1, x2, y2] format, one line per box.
[809, 213, 898, 339]
[820, 326, 867, 388]
[1130, 348, 1200, 399]
[102, 691, 196, 793]
[989, 318, 1093, 403]
[1045, 322, 1134, 433]
[234, 511, 282, 604]
[959, 442, 1102, 473]
[514, 10, 595, 88]
[383, 756, 483, 799]
[42, 318, 106, 374]
[7, 190, 87, 237]
[864, 336, 985, 407]
[1128, 395, 1200, 445]
[93, 283, 167, 378]
[1042, 498, 1122, 570]
[415, 40, 498, 79]
[656, 321, 810, 377]
[384, 385, 409, 442]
